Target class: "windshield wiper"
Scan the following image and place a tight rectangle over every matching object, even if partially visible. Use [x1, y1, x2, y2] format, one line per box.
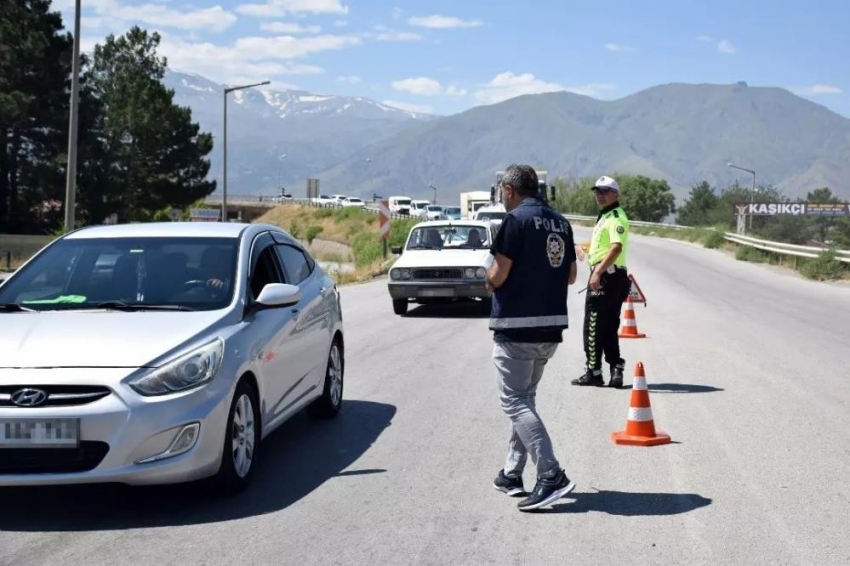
[90, 301, 196, 312]
[0, 303, 35, 312]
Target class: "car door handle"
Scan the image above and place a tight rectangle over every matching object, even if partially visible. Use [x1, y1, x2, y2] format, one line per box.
[291, 308, 300, 315]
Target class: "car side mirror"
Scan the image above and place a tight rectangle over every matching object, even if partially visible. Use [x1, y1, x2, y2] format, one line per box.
[391, 246, 402, 255]
[255, 283, 300, 308]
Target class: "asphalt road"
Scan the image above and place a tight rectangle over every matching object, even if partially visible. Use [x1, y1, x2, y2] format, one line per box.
[1, 227, 848, 565]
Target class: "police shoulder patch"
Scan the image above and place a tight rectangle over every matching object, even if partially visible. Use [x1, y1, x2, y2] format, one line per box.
[616, 225, 625, 234]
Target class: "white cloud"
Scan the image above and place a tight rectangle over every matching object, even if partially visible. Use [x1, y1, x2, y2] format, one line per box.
[236, 0, 348, 18]
[334, 20, 348, 27]
[392, 77, 466, 97]
[232, 34, 361, 59]
[717, 40, 736, 54]
[260, 22, 322, 34]
[363, 29, 423, 42]
[337, 74, 362, 83]
[407, 15, 482, 29]
[62, 0, 237, 32]
[381, 100, 433, 114]
[605, 43, 634, 52]
[794, 84, 843, 95]
[696, 35, 713, 42]
[473, 72, 614, 105]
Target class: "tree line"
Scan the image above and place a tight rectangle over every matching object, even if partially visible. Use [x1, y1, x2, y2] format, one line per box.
[550, 174, 850, 248]
[1, 0, 214, 234]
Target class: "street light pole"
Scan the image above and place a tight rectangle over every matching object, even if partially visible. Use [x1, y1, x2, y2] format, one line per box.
[222, 80, 269, 222]
[63, 0, 82, 232]
[728, 163, 756, 232]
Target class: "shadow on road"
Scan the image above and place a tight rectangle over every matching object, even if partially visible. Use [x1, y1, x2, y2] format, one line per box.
[621, 383, 724, 393]
[542, 489, 712, 516]
[405, 301, 490, 319]
[0, 400, 395, 532]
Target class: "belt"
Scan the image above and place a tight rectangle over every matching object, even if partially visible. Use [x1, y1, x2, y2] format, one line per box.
[589, 264, 626, 274]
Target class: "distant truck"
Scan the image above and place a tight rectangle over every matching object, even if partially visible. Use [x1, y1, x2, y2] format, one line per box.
[492, 169, 554, 205]
[459, 191, 492, 219]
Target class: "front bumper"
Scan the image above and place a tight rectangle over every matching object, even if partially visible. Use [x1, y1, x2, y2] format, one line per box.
[0, 368, 232, 487]
[388, 280, 491, 301]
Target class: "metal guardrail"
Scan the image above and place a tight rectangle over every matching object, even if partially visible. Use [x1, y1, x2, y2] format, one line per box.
[723, 233, 850, 263]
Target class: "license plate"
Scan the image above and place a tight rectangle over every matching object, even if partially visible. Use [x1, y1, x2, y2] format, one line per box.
[420, 288, 454, 297]
[0, 419, 80, 448]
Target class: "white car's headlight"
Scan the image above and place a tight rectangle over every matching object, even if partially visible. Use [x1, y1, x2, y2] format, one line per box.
[129, 338, 224, 396]
[401, 269, 411, 279]
[476, 267, 486, 279]
[390, 269, 401, 280]
[465, 268, 476, 279]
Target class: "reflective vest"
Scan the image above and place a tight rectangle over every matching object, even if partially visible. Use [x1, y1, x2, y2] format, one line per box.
[588, 203, 629, 267]
[489, 197, 574, 332]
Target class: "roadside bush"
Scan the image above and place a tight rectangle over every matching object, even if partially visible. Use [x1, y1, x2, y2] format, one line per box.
[350, 232, 383, 267]
[799, 248, 848, 281]
[313, 208, 333, 219]
[735, 246, 768, 263]
[703, 231, 725, 249]
[306, 225, 323, 244]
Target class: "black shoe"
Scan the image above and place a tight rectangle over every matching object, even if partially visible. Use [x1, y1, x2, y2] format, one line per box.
[571, 370, 604, 387]
[493, 470, 525, 496]
[517, 469, 576, 512]
[608, 365, 624, 389]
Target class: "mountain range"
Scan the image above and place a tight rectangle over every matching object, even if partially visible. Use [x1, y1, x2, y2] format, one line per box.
[164, 70, 850, 203]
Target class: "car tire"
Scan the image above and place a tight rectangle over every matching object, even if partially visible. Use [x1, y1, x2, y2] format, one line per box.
[392, 299, 408, 315]
[309, 337, 344, 419]
[211, 379, 260, 495]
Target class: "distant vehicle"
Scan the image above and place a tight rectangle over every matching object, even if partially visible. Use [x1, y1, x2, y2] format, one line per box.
[330, 195, 347, 205]
[272, 191, 293, 203]
[341, 197, 366, 208]
[424, 204, 446, 220]
[474, 204, 507, 224]
[312, 195, 335, 206]
[387, 219, 498, 315]
[388, 196, 412, 216]
[459, 191, 491, 219]
[0, 222, 345, 494]
[442, 206, 462, 220]
[410, 200, 431, 218]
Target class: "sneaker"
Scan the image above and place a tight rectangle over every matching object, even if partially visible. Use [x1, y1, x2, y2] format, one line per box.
[493, 470, 525, 496]
[608, 365, 624, 389]
[517, 469, 576, 512]
[571, 370, 604, 387]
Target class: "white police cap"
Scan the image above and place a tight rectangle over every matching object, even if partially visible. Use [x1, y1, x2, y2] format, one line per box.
[593, 175, 620, 192]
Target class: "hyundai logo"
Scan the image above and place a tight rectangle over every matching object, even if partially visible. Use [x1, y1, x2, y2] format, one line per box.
[10, 388, 48, 407]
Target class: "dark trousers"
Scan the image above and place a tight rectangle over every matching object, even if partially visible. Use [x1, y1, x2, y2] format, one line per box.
[583, 267, 630, 372]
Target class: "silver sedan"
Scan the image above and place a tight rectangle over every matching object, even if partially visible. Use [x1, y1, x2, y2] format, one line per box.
[0, 221, 344, 494]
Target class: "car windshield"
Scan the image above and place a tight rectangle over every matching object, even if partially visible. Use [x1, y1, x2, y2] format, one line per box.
[0, 236, 239, 312]
[348, 198, 363, 203]
[444, 207, 460, 214]
[426, 205, 442, 211]
[406, 225, 489, 250]
[477, 211, 507, 221]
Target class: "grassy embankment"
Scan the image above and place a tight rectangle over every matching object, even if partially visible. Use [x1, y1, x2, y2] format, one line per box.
[569, 217, 848, 282]
[255, 205, 418, 284]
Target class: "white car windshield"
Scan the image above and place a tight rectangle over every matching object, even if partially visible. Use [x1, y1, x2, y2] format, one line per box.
[426, 205, 442, 211]
[406, 225, 489, 250]
[477, 211, 507, 221]
[0, 237, 239, 312]
[348, 198, 363, 203]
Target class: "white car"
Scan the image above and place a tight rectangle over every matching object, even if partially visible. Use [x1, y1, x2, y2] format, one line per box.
[409, 200, 431, 218]
[387, 220, 497, 315]
[341, 197, 366, 208]
[423, 205, 446, 220]
[0, 222, 344, 494]
[312, 195, 335, 206]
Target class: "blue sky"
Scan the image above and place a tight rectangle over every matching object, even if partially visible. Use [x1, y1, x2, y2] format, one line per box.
[54, 0, 850, 118]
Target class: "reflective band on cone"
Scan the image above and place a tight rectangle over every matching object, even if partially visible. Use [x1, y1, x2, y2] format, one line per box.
[618, 300, 646, 338]
[611, 362, 671, 447]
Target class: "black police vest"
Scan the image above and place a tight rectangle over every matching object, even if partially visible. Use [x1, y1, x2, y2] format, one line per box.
[489, 198, 572, 332]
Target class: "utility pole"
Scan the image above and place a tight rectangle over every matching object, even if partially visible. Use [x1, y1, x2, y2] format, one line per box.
[63, 0, 82, 232]
[222, 80, 269, 222]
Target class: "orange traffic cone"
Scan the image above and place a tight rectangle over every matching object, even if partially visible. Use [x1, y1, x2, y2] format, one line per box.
[611, 362, 671, 446]
[618, 299, 646, 338]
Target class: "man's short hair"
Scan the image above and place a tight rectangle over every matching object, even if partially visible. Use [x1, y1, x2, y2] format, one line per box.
[501, 164, 539, 197]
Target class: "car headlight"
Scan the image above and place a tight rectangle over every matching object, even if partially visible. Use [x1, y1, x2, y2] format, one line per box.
[401, 269, 411, 279]
[476, 267, 486, 279]
[390, 268, 401, 280]
[465, 268, 476, 279]
[129, 338, 224, 396]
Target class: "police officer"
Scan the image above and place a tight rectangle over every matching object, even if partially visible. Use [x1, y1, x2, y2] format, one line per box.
[486, 164, 578, 512]
[572, 175, 631, 389]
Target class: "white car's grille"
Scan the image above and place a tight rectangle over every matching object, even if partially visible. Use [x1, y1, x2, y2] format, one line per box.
[0, 385, 112, 408]
[413, 268, 463, 280]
